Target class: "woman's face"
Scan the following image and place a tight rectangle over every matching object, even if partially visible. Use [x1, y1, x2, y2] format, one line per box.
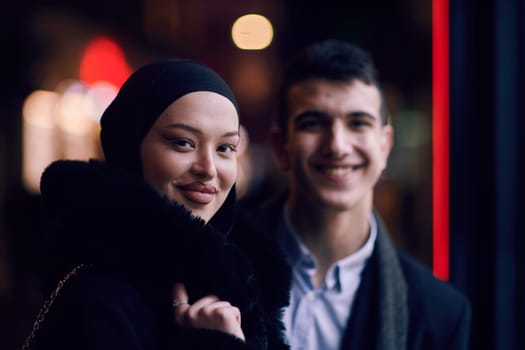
[140, 91, 239, 222]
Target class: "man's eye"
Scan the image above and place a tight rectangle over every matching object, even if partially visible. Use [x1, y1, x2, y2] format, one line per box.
[349, 119, 370, 128]
[296, 119, 324, 130]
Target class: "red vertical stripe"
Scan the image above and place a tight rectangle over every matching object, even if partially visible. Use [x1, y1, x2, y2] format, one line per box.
[432, 0, 449, 280]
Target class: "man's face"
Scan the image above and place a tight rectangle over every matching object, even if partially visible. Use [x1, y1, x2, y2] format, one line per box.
[273, 78, 393, 212]
[140, 91, 239, 222]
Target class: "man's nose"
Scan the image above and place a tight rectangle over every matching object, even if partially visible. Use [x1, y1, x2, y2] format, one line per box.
[323, 122, 352, 157]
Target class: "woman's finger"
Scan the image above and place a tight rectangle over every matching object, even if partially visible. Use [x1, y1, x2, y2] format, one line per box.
[172, 283, 191, 323]
[185, 295, 219, 319]
[201, 301, 232, 313]
[172, 283, 189, 304]
[171, 289, 245, 341]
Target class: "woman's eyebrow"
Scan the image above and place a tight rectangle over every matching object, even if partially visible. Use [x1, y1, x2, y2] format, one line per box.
[223, 131, 240, 138]
[165, 123, 201, 134]
[164, 123, 239, 138]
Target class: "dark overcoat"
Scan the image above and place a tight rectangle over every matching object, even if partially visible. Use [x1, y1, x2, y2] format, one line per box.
[27, 160, 291, 350]
[257, 192, 471, 350]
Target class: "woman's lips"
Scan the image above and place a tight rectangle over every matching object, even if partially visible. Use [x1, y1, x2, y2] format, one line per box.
[177, 183, 218, 204]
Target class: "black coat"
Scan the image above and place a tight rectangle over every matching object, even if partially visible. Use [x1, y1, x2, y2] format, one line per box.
[257, 193, 471, 350]
[28, 160, 291, 350]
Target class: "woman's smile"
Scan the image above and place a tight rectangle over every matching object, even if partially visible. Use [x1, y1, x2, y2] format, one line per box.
[176, 182, 218, 204]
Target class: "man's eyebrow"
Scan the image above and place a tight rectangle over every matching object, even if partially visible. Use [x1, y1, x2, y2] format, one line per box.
[346, 111, 378, 121]
[293, 110, 379, 125]
[293, 110, 329, 125]
[294, 110, 329, 119]
[164, 123, 239, 137]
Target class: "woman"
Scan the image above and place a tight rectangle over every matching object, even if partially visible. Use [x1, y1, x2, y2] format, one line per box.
[24, 60, 290, 349]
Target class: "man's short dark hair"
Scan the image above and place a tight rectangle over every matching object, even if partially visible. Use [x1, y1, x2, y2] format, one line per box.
[277, 39, 389, 137]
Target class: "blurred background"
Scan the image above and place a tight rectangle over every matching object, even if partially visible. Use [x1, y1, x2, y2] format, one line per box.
[0, 0, 523, 349]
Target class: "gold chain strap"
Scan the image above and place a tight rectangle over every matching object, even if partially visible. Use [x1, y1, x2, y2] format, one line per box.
[21, 263, 93, 350]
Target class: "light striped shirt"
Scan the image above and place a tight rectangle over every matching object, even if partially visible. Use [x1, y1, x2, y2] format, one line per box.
[276, 211, 377, 350]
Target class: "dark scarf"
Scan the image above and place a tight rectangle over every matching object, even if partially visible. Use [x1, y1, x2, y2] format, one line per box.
[374, 217, 408, 350]
[341, 217, 408, 350]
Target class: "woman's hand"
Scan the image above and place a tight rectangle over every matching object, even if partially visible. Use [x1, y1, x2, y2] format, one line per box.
[172, 283, 245, 341]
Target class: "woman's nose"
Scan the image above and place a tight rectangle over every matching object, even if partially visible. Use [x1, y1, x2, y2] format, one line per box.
[191, 149, 217, 179]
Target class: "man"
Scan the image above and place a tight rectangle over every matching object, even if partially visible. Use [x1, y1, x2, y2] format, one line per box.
[259, 39, 471, 349]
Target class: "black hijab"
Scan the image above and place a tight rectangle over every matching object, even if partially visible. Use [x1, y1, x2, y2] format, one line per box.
[99, 59, 239, 234]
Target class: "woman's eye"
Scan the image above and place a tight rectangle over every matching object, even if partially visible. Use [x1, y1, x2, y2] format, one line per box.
[217, 144, 237, 153]
[169, 138, 194, 150]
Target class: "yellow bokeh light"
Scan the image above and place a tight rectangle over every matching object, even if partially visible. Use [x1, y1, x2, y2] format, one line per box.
[232, 14, 273, 50]
[56, 82, 94, 136]
[22, 90, 59, 128]
[22, 90, 60, 193]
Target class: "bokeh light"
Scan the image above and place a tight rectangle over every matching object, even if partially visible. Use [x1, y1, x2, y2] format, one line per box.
[231, 14, 273, 50]
[22, 90, 60, 193]
[79, 37, 131, 88]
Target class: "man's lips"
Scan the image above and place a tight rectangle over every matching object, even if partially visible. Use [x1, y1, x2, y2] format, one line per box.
[312, 163, 364, 177]
[177, 183, 218, 204]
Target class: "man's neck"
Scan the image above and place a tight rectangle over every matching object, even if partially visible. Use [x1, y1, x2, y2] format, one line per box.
[286, 196, 372, 287]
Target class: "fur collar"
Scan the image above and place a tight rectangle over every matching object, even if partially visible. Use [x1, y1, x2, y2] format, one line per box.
[39, 160, 290, 314]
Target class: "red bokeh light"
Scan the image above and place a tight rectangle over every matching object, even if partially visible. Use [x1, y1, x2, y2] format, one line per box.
[79, 37, 131, 89]
[432, 0, 449, 281]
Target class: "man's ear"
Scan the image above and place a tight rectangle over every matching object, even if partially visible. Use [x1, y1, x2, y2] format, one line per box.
[270, 126, 290, 171]
[380, 124, 394, 169]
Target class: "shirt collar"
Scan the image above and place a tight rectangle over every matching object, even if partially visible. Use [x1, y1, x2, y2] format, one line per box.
[335, 213, 377, 291]
[277, 207, 377, 291]
[276, 205, 314, 269]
